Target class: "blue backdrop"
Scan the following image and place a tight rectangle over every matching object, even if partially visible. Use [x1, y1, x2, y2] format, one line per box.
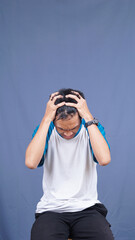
[1, 0, 135, 239]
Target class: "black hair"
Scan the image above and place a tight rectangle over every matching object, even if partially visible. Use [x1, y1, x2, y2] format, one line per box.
[54, 88, 85, 120]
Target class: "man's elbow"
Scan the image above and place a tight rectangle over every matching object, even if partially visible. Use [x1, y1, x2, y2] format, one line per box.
[25, 161, 37, 169]
[98, 155, 111, 166]
[25, 152, 37, 169]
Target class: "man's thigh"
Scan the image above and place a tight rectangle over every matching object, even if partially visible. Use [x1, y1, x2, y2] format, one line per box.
[70, 209, 114, 240]
[31, 211, 69, 240]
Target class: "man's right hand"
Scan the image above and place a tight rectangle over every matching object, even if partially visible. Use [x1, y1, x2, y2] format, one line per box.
[44, 92, 65, 122]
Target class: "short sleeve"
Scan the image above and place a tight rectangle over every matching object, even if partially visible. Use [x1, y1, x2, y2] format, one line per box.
[32, 124, 40, 138]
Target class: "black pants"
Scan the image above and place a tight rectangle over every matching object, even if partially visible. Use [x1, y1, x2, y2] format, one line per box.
[31, 203, 114, 240]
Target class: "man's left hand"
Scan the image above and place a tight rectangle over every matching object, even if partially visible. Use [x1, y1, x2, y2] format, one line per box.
[65, 91, 94, 122]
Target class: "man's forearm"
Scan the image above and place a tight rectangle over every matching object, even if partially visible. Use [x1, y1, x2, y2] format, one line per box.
[87, 124, 111, 165]
[25, 116, 51, 169]
[85, 114, 111, 166]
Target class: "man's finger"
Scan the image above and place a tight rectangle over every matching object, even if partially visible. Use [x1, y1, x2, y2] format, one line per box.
[65, 102, 77, 107]
[71, 91, 81, 99]
[51, 94, 62, 101]
[65, 94, 79, 102]
[52, 94, 63, 102]
[56, 101, 65, 108]
[49, 92, 60, 100]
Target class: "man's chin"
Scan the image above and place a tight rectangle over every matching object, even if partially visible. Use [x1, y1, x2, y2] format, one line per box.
[63, 134, 75, 139]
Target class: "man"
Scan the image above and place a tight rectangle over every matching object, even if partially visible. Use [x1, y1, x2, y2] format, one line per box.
[25, 88, 114, 240]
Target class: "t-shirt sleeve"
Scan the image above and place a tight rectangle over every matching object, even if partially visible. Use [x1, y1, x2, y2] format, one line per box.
[91, 122, 110, 163]
[31, 121, 54, 167]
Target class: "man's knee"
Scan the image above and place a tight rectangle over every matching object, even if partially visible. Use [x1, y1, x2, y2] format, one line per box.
[96, 224, 114, 240]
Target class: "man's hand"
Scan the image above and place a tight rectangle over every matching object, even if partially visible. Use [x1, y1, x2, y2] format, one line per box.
[65, 91, 94, 122]
[44, 92, 65, 122]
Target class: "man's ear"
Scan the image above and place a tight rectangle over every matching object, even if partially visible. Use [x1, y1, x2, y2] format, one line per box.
[77, 112, 82, 121]
[53, 113, 60, 123]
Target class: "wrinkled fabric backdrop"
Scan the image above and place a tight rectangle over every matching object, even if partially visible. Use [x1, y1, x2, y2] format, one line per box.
[1, 0, 135, 239]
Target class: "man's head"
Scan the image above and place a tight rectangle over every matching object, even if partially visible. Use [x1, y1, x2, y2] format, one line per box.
[53, 88, 85, 139]
[54, 88, 85, 120]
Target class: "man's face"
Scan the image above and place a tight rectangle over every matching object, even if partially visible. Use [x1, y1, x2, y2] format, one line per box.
[54, 112, 81, 140]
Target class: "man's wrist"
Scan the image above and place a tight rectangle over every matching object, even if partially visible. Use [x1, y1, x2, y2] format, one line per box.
[42, 115, 52, 125]
[84, 114, 94, 122]
[85, 118, 99, 128]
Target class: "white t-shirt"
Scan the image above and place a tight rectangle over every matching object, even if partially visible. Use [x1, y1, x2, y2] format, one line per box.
[32, 119, 110, 213]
